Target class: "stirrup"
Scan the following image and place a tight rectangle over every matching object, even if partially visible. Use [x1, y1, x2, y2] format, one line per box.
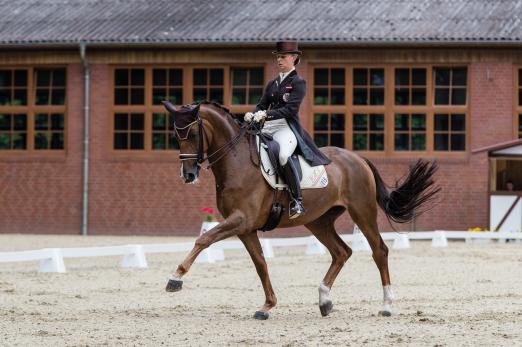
[289, 199, 306, 219]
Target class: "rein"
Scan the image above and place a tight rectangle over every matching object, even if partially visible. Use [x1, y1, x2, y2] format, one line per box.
[175, 104, 261, 170]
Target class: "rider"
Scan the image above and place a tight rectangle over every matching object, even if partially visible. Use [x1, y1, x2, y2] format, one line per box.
[244, 41, 331, 219]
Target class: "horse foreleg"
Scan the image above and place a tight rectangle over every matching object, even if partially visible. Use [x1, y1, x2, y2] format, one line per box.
[166, 211, 246, 292]
[238, 232, 277, 320]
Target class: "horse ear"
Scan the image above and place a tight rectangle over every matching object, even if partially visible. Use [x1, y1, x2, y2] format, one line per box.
[162, 100, 177, 113]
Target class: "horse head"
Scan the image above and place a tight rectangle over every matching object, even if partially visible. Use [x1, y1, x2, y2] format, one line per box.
[162, 100, 204, 183]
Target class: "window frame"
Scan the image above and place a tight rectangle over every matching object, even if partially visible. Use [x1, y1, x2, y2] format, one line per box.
[309, 64, 349, 151]
[229, 66, 265, 107]
[0, 65, 67, 158]
[109, 64, 265, 156]
[227, 64, 265, 115]
[308, 63, 469, 158]
[514, 66, 522, 139]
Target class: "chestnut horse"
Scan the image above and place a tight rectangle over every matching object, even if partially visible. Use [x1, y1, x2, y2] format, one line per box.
[163, 101, 439, 320]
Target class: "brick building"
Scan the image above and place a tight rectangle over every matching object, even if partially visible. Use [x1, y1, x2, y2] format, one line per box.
[1, 0, 521, 236]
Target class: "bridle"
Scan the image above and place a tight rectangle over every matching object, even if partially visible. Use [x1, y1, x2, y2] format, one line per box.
[174, 104, 257, 174]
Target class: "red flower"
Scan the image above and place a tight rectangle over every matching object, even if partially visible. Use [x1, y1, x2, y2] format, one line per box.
[201, 207, 214, 214]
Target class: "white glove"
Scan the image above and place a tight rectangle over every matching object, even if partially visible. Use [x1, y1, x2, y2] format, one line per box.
[244, 112, 254, 122]
[253, 110, 267, 123]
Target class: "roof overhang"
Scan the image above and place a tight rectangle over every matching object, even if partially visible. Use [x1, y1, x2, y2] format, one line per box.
[473, 139, 522, 157]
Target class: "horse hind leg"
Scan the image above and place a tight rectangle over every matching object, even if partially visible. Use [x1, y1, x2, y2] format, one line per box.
[347, 202, 394, 316]
[305, 206, 352, 317]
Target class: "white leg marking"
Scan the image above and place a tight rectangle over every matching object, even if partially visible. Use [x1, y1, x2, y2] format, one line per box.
[319, 282, 331, 306]
[382, 285, 394, 314]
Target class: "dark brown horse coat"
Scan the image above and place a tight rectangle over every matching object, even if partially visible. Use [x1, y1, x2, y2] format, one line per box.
[254, 69, 331, 166]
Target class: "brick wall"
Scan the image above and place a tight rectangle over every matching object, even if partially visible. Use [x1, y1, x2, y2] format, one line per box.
[0, 59, 517, 236]
[0, 64, 83, 234]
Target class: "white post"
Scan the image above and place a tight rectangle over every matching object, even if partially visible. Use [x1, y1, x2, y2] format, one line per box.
[261, 239, 275, 259]
[195, 249, 216, 263]
[306, 236, 326, 255]
[121, 245, 148, 268]
[431, 230, 448, 248]
[195, 221, 222, 263]
[39, 248, 66, 273]
[351, 225, 371, 252]
[392, 234, 411, 249]
[210, 247, 225, 261]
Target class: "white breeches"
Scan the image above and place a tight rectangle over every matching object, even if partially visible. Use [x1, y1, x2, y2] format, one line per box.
[262, 119, 297, 165]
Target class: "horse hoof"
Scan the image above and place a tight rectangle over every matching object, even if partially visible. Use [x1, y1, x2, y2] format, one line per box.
[378, 310, 392, 317]
[319, 300, 333, 317]
[165, 279, 183, 292]
[253, 311, 269, 320]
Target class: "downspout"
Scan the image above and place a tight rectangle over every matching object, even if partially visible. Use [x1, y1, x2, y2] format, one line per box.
[80, 42, 90, 236]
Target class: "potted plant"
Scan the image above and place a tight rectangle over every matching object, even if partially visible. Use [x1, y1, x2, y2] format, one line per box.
[200, 207, 219, 235]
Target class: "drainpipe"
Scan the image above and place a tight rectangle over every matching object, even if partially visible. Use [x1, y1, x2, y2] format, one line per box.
[80, 42, 90, 236]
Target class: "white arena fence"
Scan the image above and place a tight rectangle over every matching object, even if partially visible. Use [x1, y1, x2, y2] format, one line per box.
[0, 230, 521, 273]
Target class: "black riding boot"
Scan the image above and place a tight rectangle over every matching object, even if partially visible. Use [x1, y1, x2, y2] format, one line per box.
[282, 157, 305, 219]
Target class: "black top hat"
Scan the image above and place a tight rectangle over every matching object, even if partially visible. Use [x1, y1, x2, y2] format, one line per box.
[272, 41, 302, 55]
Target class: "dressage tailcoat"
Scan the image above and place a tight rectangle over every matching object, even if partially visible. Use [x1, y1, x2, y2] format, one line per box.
[254, 70, 331, 166]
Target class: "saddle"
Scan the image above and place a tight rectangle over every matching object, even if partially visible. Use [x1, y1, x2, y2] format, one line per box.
[255, 133, 328, 232]
[256, 134, 329, 190]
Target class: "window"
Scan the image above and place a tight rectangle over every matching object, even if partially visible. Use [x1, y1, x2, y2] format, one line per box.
[394, 113, 426, 151]
[114, 69, 145, 105]
[0, 67, 66, 153]
[352, 113, 385, 151]
[433, 67, 467, 105]
[313, 113, 345, 147]
[112, 66, 265, 152]
[515, 68, 522, 139]
[152, 112, 179, 150]
[314, 68, 345, 105]
[494, 159, 522, 191]
[519, 114, 522, 139]
[152, 69, 183, 105]
[0, 113, 26, 149]
[395, 68, 427, 105]
[434, 113, 466, 151]
[231, 68, 264, 105]
[114, 113, 145, 150]
[353, 68, 385, 105]
[34, 113, 64, 149]
[35, 69, 66, 105]
[0, 69, 27, 106]
[351, 68, 385, 152]
[311, 64, 468, 155]
[0, 70, 27, 150]
[193, 68, 224, 104]
[113, 67, 183, 151]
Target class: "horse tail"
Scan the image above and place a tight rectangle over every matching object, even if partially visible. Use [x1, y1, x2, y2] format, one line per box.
[363, 158, 440, 224]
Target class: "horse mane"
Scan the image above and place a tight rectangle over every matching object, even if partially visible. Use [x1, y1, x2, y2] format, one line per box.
[197, 100, 232, 115]
[194, 100, 241, 127]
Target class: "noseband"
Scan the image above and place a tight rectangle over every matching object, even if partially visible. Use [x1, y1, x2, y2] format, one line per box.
[175, 116, 205, 171]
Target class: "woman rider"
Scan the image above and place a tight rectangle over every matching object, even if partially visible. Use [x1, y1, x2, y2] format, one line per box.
[244, 41, 331, 219]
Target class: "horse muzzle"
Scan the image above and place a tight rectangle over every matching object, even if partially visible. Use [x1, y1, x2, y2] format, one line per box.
[180, 162, 200, 184]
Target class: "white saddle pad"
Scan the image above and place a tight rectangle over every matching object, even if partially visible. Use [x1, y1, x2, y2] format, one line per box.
[257, 136, 328, 190]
